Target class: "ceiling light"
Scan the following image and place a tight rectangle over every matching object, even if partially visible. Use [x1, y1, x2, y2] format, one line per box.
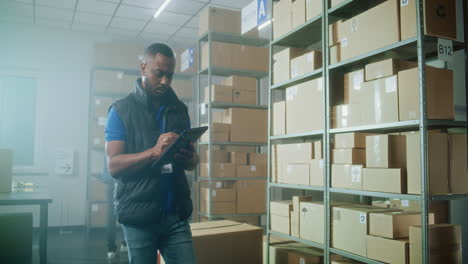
[154, 0, 172, 18]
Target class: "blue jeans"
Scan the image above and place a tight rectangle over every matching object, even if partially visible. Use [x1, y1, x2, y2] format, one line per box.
[122, 214, 195, 264]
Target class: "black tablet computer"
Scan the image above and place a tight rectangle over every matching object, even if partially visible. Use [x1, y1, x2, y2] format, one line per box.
[151, 126, 208, 169]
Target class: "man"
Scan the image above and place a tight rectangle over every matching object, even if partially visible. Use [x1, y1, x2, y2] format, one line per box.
[105, 43, 198, 264]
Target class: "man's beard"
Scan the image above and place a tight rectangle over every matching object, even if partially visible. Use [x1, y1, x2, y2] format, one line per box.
[144, 77, 168, 99]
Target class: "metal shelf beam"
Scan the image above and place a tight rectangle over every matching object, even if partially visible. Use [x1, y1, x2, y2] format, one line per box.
[329, 248, 385, 264]
[199, 141, 267, 146]
[268, 230, 325, 250]
[270, 68, 323, 90]
[199, 212, 264, 218]
[199, 66, 268, 78]
[199, 31, 269, 47]
[199, 177, 267, 181]
[270, 130, 323, 141]
[271, 15, 322, 47]
[270, 183, 324, 191]
[329, 188, 421, 200]
[207, 102, 268, 110]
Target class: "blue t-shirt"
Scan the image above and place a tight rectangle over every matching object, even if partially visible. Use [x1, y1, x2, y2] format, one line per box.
[105, 106, 185, 213]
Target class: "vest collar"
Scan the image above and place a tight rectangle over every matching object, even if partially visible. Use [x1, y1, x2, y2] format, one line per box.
[134, 77, 182, 110]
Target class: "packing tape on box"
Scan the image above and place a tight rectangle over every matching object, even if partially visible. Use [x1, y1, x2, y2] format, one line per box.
[374, 84, 382, 123]
[351, 18, 358, 33]
[334, 208, 341, 221]
[351, 166, 362, 183]
[385, 76, 397, 93]
[353, 73, 363, 91]
[372, 136, 382, 164]
[291, 64, 299, 79]
[307, 53, 314, 63]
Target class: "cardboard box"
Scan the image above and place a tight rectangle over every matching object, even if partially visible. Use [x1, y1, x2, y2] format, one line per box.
[92, 121, 105, 147]
[221, 76, 257, 91]
[409, 224, 461, 264]
[329, 21, 342, 46]
[0, 149, 13, 193]
[94, 43, 144, 69]
[271, 200, 293, 217]
[273, 101, 286, 136]
[229, 152, 248, 165]
[284, 163, 310, 185]
[389, 200, 449, 224]
[201, 41, 241, 70]
[200, 163, 236, 178]
[286, 78, 324, 134]
[236, 165, 264, 178]
[290, 51, 322, 79]
[309, 159, 324, 186]
[364, 58, 416, 81]
[277, 143, 314, 180]
[200, 123, 230, 142]
[249, 153, 267, 166]
[223, 146, 257, 153]
[313, 141, 322, 159]
[200, 186, 236, 203]
[292, 0, 306, 29]
[407, 132, 449, 195]
[363, 168, 406, 194]
[332, 148, 366, 165]
[288, 249, 323, 264]
[369, 211, 434, 239]
[273, 48, 307, 84]
[332, 104, 365, 128]
[329, 44, 341, 64]
[290, 211, 300, 237]
[238, 45, 269, 72]
[90, 203, 108, 227]
[366, 134, 407, 168]
[306, 0, 322, 20]
[339, 0, 400, 61]
[334, 132, 377, 149]
[204, 85, 232, 103]
[88, 179, 108, 201]
[366, 235, 408, 264]
[267, 242, 319, 264]
[190, 220, 263, 264]
[250, 163, 267, 178]
[398, 66, 454, 121]
[199, 146, 229, 163]
[233, 88, 256, 105]
[171, 79, 193, 98]
[449, 134, 468, 194]
[271, 201, 293, 235]
[299, 202, 324, 244]
[400, 0, 457, 40]
[273, 0, 292, 40]
[331, 164, 363, 190]
[343, 69, 364, 104]
[94, 70, 133, 95]
[237, 180, 266, 214]
[200, 200, 237, 215]
[223, 108, 268, 143]
[360, 75, 399, 124]
[292, 196, 313, 212]
[198, 7, 241, 36]
[332, 205, 398, 256]
[94, 97, 114, 118]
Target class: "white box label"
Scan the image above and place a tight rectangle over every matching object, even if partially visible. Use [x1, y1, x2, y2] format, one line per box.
[401, 0, 409, 6]
[359, 213, 367, 224]
[401, 200, 410, 207]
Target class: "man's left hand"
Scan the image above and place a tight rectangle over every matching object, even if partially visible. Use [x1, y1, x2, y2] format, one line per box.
[175, 143, 199, 170]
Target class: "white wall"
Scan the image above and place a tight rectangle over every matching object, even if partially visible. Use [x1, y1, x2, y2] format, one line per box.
[0, 23, 145, 227]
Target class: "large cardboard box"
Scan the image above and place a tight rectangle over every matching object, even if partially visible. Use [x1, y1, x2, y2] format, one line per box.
[92, 121, 105, 147]
[284, 163, 310, 185]
[198, 7, 241, 36]
[88, 179, 108, 201]
[273, 0, 292, 40]
[0, 149, 13, 193]
[200, 123, 230, 142]
[273, 101, 286, 136]
[249, 153, 267, 166]
[221, 76, 257, 91]
[190, 221, 263, 264]
[238, 45, 269, 72]
[343, 69, 364, 104]
[293, 196, 313, 212]
[389, 200, 449, 224]
[94, 70, 135, 95]
[233, 89, 256, 105]
[277, 143, 314, 182]
[332, 205, 398, 256]
[400, 0, 457, 41]
[339, 0, 400, 61]
[366, 134, 407, 168]
[201, 41, 241, 70]
[290, 51, 322, 79]
[360, 75, 399, 124]
[292, 0, 306, 29]
[363, 168, 406, 193]
[204, 85, 232, 103]
[313, 141, 322, 159]
[199, 146, 229, 163]
[364, 58, 416, 81]
[306, 0, 322, 20]
[200, 186, 236, 203]
[299, 202, 324, 244]
[369, 211, 434, 239]
[398, 66, 454, 121]
[334, 132, 377, 149]
[409, 224, 461, 264]
[236, 165, 265, 178]
[200, 200, 237, 215]
[273, 48, 308, 84]
[229, 152, 248, 165]
[271, 201, 293, 235]
[366, 235, 409, 264]
[449, 134, 468, 194]
[286, 78, 324, 134]
[94, 43, 144, 69]
[171, 79, 193, 98]
[332, 148, 366, 165]
[309, 159, 324, 186]
[332, 104, 365, 128]
[222, 108, 267, 143]
[237, 180, 266, 214]
[200, 163, 236, 178]
[407, 132, 449, 195]
[331, 164, 363, 190]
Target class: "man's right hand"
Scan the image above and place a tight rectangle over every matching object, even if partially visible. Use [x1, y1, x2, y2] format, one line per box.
[151, 132, 179, 160]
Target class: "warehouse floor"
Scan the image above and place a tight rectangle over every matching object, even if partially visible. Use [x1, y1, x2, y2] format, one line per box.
[30, 228, 128, 264]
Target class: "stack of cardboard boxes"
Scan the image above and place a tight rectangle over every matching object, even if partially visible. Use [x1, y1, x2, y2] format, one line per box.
[333, 58, 454, 128]
[330, 131, 468, 196]
[204, 75, 258, 105]
[272, 141, 324, 187]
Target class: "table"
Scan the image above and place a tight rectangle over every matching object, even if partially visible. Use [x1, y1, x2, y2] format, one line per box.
[0, 192, 52, 264]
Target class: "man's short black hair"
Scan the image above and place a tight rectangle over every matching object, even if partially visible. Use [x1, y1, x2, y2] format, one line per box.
[143, 43, 174, 61]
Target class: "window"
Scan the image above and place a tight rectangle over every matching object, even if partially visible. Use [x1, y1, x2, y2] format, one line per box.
[0, 75, 37, 166]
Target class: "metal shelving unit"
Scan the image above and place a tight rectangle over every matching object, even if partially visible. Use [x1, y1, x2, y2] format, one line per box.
[195, 31, 269, 222]
[86, 66, 195, 231]
[265, 0, 467, 264]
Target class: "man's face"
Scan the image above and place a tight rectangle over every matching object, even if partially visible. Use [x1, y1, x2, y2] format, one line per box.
[140, 53, 175, 98]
